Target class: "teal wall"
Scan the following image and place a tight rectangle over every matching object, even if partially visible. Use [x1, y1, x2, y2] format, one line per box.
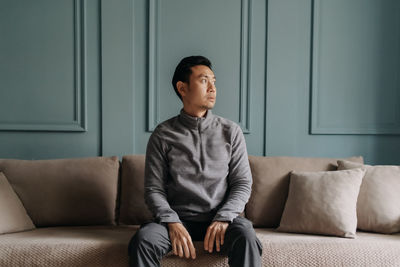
[1, 0, 399, 165]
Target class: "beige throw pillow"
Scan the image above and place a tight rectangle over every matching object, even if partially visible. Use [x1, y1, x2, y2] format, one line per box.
[0, 172, 35, 234]
[246, 156, 364, 228]
[278, 168, 365, 238]
[337, 160, 400, 234]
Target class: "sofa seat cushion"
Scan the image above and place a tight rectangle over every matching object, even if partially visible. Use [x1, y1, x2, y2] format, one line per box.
[0, 225, 229, 267]
[1, 226, 399, 267]
[163, 229, 400, 267]
[0, 226, 138, 267]
[256, 228, 400, 266]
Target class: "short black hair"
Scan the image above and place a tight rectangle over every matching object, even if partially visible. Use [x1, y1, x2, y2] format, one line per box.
[171, 56, 212, 101]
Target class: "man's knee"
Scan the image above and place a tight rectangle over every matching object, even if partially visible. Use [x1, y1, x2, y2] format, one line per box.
[128, 222, 170, 255]
[229, 217, 256, 238]
[226, 217, 262, 252]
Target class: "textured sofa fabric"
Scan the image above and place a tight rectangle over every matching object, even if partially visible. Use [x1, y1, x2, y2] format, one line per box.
[1, 227, 399, 267]
[246, 156, 364, 227]
[0, 157, 120, 226]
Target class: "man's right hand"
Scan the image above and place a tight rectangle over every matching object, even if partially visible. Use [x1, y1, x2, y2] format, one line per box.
[168, 222, 196, 259]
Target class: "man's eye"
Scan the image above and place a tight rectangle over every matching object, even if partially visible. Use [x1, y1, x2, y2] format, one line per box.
[201, 79, 207, 83]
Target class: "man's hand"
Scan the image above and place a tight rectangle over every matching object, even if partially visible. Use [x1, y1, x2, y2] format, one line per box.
[168, 223, 196, 259]
[204, 221, 229, 253]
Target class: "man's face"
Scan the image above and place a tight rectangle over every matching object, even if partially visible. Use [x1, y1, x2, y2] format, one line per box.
[181, 65, 216, 110]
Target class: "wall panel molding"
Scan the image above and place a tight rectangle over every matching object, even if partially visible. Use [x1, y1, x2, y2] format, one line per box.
[147, 0, 252, 133]
[147, 0, 159, 132]
[310, 0, 400, 135]
[0, 0, 87, 132]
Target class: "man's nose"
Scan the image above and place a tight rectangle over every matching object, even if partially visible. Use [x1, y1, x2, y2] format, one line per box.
[208, 82, 216, 92]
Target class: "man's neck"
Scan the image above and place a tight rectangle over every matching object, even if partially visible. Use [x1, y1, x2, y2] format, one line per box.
[182, 106, 208, 118]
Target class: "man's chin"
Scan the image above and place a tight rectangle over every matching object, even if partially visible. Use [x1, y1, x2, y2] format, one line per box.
[203, 103, 215, 110]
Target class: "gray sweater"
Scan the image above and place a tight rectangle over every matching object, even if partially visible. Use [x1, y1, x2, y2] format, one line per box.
[144, 109, 252, 223]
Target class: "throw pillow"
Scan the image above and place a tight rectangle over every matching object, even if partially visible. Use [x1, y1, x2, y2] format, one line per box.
[277, 168, 365, 238]
[0, 172, 35, 234]
[337, 160, 400, 234]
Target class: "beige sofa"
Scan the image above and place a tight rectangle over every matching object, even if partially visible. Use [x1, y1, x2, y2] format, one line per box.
[0, 155, 399, 267]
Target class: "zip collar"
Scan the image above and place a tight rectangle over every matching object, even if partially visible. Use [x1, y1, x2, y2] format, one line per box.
[178, 108, 213, 131]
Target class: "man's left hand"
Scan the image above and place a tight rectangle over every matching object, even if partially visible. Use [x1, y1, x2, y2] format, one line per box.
[204, 221, 229, 253]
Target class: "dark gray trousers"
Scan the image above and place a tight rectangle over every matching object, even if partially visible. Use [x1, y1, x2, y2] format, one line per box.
[128, 216, 262, 267]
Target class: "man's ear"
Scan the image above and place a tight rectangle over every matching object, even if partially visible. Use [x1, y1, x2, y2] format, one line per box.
[177, 81, 187, 98]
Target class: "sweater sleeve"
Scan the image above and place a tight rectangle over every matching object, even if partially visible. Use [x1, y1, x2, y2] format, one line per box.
[213, 125, 252, 223]
[144, 131, 181, 224]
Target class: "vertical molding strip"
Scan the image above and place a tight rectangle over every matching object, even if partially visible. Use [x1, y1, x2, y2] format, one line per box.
[239, 0, 251, 133]
[76, 0, 87, 131]
[147, 0, 159, 131]
[263, 0, 269, 155]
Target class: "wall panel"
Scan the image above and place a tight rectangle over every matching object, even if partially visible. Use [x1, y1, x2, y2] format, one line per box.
[310, 0, 400, 134]
[0, 0, 101, 159]
[0, 0, 86, 132]
[265, 0, 400, 164]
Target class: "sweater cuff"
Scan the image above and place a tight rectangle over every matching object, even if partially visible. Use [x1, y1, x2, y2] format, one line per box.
[157, 213, 182, 224]
[212, 213, 237, 223]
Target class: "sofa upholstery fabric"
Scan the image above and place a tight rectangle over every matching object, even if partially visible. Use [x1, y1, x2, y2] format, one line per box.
[0, 157, 120, 227]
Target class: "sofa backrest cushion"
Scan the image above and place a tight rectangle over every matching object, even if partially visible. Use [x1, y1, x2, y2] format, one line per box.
[0, 157, 120, 227]
[338, 160, 400, 234]
[118, 155, 153, 225]
[0, 172, 35, 234]
[246, 156, 364, 227]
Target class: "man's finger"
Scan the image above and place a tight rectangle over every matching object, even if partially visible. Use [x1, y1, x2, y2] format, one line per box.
[221, 226, 227, 245]
[189, 239, 196, 259]
[204, 227, 211, 250]
[183, 237, 190, 259]
[172, 239, 177, 255]
[208, 227, 217, 253]
[216, 231, 220, 252]
[177, 241, 184, 258]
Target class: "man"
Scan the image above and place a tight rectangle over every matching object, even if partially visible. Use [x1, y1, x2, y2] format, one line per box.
[128, 56, 262, 266]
